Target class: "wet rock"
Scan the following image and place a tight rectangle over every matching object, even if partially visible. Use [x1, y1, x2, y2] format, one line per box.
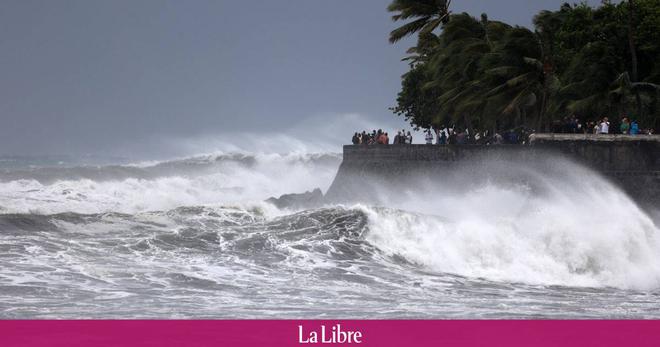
[266, 188, 324, 209]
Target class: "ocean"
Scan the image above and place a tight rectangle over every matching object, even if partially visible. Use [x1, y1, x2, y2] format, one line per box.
[0, 152, 658, 318]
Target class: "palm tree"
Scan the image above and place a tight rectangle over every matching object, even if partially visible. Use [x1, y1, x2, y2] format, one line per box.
[430, 14, 494, 132]
[401, 31, 442, 66]
[558, 42, 622, 117]
[387, 0, 452, 43]
[533, 9, 565, 130]
[626, 0, 644, 118]
[610, 71, 660, 127]
[478, 27, 546, 130]
[429, 14, 513, 133]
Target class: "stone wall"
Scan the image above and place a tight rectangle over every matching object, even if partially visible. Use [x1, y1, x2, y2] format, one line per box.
[325, 135, 660, 208]
[528, 134, 660, 172]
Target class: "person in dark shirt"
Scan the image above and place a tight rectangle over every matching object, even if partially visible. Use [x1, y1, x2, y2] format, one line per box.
[393, 131, 401, 145]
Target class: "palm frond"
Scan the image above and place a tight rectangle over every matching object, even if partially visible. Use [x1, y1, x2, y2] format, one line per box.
[389, 16, 433, 43]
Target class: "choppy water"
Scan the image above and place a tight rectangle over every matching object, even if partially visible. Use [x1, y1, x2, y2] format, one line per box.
[0, 152, 659, 318]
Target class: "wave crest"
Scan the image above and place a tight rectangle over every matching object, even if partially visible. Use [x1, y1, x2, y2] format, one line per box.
[361, 189, 660, 290]
[0, 152, 341, 214]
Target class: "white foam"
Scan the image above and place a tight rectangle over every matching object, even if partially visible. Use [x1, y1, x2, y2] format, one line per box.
[0, 152, 339, 215]
[2, 147, 659, 291]
[361, 160, 660, 290]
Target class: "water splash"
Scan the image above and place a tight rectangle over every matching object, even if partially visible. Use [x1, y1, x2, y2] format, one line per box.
[359, 157, 660, 290]
[0, 152, 340, 214]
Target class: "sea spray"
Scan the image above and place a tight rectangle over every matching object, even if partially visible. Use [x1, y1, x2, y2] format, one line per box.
[0, 152, 341, 214]
[0, 150, 659, 318]
[359, 157, 660, 290]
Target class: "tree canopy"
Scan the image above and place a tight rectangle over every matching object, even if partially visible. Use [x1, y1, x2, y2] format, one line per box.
[389, 0, 660, 133]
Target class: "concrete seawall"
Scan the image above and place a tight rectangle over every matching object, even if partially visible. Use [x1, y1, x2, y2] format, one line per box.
[325, 134, 660, 208]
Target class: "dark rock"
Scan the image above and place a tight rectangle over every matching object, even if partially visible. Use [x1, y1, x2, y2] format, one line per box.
[266, 188, 324, 209]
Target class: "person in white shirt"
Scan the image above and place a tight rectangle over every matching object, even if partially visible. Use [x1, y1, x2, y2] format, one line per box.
[599, 117, 610, 134]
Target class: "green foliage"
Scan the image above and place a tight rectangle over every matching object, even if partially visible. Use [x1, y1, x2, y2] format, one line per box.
[388, 0, 451, 43]
[389, 0, 660, 132]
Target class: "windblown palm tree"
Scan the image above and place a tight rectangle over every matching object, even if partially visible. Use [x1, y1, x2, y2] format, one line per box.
[445, 25, 545, 131]
[430, 13, 496, 131]
[611, 71, 660, 128]
[388, 0, 452, 43]
[401, 32, 442, 65]
[558, 42, 622, 116]
[429, 14, 513, 132]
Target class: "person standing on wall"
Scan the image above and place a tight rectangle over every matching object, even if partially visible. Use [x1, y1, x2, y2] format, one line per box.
[425, 129, 433, 144]
[630, 120, 640, 135]
[599, 117, 610, 134]
[620, 117, 630, 134]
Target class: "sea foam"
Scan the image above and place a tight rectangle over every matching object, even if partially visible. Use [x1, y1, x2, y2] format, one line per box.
[361, 157, 660, 290]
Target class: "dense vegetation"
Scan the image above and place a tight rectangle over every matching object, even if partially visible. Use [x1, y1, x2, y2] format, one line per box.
[389, 0, 660, 134]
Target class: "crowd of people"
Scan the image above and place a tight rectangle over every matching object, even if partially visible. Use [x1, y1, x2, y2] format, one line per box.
[352, 130, 413, 145]
[555, 115, 654, 135]
[351, 126, 529, 146]
[351, 116, 655, 145]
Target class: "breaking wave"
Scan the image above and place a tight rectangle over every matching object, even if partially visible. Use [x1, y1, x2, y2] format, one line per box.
[0, 150, 659, 318]
[0, 152, 340, 215]
[359, 157, 660, 290]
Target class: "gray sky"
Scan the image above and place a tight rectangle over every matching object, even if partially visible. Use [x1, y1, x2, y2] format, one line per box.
[1, 0, 602, 157]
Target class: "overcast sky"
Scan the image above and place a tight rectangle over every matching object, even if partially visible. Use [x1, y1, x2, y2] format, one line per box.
[1, 0, 603, 157]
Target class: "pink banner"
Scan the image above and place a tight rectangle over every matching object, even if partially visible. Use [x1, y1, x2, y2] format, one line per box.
[1, 320, 659, 347]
